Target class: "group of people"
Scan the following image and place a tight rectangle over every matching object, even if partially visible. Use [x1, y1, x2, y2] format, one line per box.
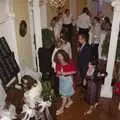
[51, 7, 111, 60]
[52, 32, 107, 116]
[51, 8, 73, 44]
[50, 7, 111, 116]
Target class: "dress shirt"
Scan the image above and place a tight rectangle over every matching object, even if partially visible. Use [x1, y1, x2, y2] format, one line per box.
[63, 14, 73, 25]
[77, 13, 91, 29]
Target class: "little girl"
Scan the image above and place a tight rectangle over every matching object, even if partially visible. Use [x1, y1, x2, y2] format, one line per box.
[54, 50, 76, 115]
[85, 61, 107, 115]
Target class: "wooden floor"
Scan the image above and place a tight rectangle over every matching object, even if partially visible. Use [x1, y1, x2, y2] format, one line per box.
[56, 87, 120, 120]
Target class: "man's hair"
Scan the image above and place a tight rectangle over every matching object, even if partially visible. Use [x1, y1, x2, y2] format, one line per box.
[78, 33, 89, 42]
[65, 9, 70, 14]
[82, 7, 89, 15]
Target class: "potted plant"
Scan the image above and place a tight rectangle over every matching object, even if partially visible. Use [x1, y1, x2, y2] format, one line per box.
[42, 29, 55, 49]
[41, 74, 56, 120]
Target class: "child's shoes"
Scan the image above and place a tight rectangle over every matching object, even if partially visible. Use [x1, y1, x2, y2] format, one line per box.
[65, 100, 73, 108]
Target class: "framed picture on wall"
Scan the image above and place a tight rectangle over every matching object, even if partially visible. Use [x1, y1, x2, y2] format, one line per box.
[19, 20, 27, 37]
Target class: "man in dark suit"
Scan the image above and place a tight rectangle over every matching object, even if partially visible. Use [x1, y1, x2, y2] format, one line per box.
[77, 33, 91, 85]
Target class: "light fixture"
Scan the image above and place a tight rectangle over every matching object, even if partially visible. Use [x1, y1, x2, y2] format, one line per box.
[48, 0, 66, 9]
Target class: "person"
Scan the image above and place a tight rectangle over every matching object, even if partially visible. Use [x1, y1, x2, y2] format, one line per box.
[91, 17, 101, 61]
[53, 16, 62, 40]
[58, 12, 63, 25]
[60, 35, 72, 59]
[50, 16, 57, 31]
[52, 35, 72, 71]
[51, 40, 63, 98]
[60, 27, 68, 39]
[101, 16, 111, 32]
[54, 50, 77, 115]
[63, 9, 73, 43]
[77, 7, 91, 37]
[21, 75, 42, 108]
[84, 61, 107, 115]
[51, 40, 62, 71]
[77, 33, 91, 85]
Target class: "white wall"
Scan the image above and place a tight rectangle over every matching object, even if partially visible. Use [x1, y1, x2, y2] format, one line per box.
[0, 0, 20, 69]
[0, 20, 14, 51]
[40, 4, 48, 28]
[0, 0, 16, 52]
[13, 0, 33, 69]
[69, 0, 77, 19]
[0, 0, 9, 22]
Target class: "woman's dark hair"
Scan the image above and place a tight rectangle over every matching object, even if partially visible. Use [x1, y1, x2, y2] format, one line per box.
[65, 9, 70, 14]
[21, 75, 37, 90]
[82, 7, 90, 15]
[94, 16, 100, 23]
[60, 35, 67, 43]
[54, 50, 70, 64]
[104, 17, 111, 24]
[52, 16, 58, 21]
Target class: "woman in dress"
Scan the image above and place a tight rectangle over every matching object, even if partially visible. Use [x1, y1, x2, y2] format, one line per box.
[53, 16, 62, 40]
[54, 50, 76, 115]
[101, 17, 111, 32]
[60, 35, 72, 59]
[63, 9, 73, 43]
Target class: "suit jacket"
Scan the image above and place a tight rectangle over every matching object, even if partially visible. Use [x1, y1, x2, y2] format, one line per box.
[78, 43, 91, 76]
